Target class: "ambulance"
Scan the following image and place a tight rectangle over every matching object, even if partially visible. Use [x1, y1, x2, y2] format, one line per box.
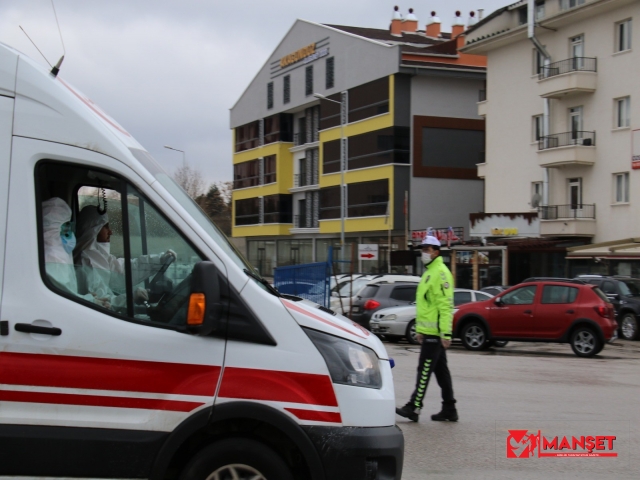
[0, 42, 403, 479]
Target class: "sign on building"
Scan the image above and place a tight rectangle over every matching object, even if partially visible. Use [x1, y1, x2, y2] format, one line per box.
[358, 244, 379, 260]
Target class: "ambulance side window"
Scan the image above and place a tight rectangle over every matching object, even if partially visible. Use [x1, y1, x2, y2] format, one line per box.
[37, 161, 205, 328]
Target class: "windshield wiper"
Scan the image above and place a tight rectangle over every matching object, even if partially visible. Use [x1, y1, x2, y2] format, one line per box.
[243, 268, 282, 297]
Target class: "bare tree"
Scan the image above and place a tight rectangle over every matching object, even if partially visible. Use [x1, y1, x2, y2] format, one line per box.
[174, 164, 205, 199]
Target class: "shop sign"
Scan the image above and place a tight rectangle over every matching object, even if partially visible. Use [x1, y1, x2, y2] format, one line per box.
[280, 43, 316, 68]
[411, 227, 463, 245]
[358, 244, 379, 260]
[491, 227, 519, 236]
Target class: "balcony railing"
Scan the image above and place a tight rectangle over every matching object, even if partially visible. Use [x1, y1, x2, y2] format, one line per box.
[294, 214, 308, 228]
[294, 173, 308, 188]
[294, 132, 307, 146]
[539, 57, 597, 80]
[478, 89, 486, 102]
[539, 204, 595, 220]
[538, 131, 596, 150]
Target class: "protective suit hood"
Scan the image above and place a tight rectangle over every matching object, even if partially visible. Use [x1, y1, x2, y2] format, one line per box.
[75, 205, 109, 263]
[42, 197, 78, 294]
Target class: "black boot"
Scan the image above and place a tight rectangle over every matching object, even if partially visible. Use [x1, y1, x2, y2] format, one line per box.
[431, 408, 458, 422]
[396, 404, 420, 422]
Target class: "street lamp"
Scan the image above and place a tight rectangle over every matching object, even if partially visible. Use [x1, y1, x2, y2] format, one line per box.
[164, 145, 186, 168]
[314, 93, 346, 266]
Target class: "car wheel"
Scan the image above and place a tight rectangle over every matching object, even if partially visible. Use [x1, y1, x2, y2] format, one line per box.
[461, 321, 489, 351]
[406, 320, 420, 345]
[570, 327, 602, 358]
[180, 438, 294, 480]
[619, 313, 638, 340]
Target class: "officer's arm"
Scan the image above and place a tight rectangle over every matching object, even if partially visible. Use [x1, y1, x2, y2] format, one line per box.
[436, 273, 454, 339]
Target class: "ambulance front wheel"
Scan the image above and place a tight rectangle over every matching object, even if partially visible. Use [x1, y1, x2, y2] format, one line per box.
[180, 437, 294, 480]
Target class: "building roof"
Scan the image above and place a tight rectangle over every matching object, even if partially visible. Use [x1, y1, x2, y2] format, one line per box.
[324, 24, 450, 45]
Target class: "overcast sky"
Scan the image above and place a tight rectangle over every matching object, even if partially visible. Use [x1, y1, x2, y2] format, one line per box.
[0, 0, 511, 188]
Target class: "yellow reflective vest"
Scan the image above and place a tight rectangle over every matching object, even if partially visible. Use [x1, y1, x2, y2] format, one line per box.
[415, 256, 454, 338]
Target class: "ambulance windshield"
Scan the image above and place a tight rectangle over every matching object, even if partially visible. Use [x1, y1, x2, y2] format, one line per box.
[130, 148, 253, 273]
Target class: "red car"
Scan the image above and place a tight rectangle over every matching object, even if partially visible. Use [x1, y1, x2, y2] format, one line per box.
[453, 279, 617, 357]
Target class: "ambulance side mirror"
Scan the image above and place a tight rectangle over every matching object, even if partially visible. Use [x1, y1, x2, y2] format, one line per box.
[187, 261, 223, 336]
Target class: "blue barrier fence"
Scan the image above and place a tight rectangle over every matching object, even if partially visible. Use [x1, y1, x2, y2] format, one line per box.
[274, 262, 331, 307]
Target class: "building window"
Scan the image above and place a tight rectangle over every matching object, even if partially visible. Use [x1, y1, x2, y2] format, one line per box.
[560, 0, 585, 11]
[319, 185, 341, 219]
[535, 1, 545, 20]
[326, 57, 335, 89]
[615, 96, 631, 128]
[532, 48, 545, 75]
[263, 113, 293, 144]
[614, 172, 630, 203]
[233, 159, 261, 189]
[616, 19, 632, 52]
[263, 194, 292, 224]
[533, 115, 543, 141]
[568, 178, 582, 209]
[263, 155, 277, 184]
[267, 82, 274, 110]
[283, 75, 290, 104]
[348, 77, 389, 123]
[235, 121, 260, 152]
[235, 198, 261, 225]
[319, 93, 342, 130]
[532, 182, 543, 208]
[347, 179, 389, 218]
[305, 65, 313, 96]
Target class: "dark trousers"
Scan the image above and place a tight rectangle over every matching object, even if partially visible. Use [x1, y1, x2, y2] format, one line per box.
[409, 335, 456, 411]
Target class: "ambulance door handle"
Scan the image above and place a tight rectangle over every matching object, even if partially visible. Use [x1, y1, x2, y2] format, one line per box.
[15, 323, 62, 336]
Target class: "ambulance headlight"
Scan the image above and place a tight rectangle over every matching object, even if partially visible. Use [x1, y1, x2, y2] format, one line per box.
[304, 328, 382, 389]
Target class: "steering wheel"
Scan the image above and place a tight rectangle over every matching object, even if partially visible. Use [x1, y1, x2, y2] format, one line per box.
[149, 252, 175, 291]
[147, 273, 192, 324]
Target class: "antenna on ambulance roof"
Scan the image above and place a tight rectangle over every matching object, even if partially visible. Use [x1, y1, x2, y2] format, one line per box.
[49, 0, 66, 77]
[18, 0, 66, 78]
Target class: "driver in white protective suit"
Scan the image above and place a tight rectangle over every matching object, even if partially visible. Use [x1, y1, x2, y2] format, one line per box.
[74, 205, 176, 311]
[42, 198, 110, 308]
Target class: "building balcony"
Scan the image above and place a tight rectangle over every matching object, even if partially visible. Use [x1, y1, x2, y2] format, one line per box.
[290, 173, 319, 192]
[289, 214, 319, 233]
[539, 204, 596, 237]
[537, 131, 596, 168]
[538, 57, 597, 98]
[477, 162, 487, 179]
[293, 132, 307, 146]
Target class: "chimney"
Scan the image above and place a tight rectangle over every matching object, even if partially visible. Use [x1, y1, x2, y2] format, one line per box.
[402, 8, 418, 33]
[478, 9, 484, 20]
[467, 11, 478, 28]
[426, 11, 441, 38]
[452, 11, 465, 37]
[390, 6, 403, 36]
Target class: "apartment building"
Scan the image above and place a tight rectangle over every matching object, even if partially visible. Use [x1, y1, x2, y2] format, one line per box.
[230, 8, 486, 276]
[462, 0, 640, 279]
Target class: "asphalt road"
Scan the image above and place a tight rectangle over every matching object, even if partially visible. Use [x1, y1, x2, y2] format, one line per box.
[388, 339, 640, 480]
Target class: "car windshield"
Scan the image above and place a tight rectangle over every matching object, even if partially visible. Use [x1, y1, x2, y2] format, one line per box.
[339, 277, 370, 296]
[619, 279, 640, 297]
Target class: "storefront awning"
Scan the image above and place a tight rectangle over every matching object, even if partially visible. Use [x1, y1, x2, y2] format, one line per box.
[567, 238, 640, 257]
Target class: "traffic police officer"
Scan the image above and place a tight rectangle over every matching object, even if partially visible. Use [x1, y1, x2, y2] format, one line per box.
[396, 235, 458, 422]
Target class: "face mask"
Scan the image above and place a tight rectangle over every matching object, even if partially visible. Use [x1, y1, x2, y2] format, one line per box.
[421, 252, 432, 265]
[96, 242, 111, 256]
[61, 232, 76, 254]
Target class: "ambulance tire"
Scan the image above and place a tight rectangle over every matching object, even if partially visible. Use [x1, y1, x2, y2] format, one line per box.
[180, 437, 294, 480]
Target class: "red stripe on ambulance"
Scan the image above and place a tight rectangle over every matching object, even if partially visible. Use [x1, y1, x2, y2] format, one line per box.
[285, 408, 342, 423]
[0, 390, 203, 412]
[218, 367, 338, 407]
[0, 352, 220, 396]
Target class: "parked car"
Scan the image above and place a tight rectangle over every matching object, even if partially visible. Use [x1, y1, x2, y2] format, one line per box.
[480, 285, 511, 296]
[350, 281, 420, 330]
[330, 275, 374, 313]
[453, 279, 618, 357]
[370, 289, 494, 344]
[573, 275, 640, 340]
[275, 280, 326, 305]
[334, 274, 420, 315]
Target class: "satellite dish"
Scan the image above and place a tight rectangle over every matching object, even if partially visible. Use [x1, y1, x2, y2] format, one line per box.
[531, 193, 542, 209]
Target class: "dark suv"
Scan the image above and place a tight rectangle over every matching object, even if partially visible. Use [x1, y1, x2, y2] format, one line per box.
[574, 275, 640, 340]
[350, 282, 418, 330]
[453, 279, 617, 357]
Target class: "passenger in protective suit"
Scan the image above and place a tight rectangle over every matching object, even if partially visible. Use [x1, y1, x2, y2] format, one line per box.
[74, 205, 176, 310]
[42, 198, 109, 308]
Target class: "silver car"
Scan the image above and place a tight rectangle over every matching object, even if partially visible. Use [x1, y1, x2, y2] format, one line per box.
[370, 288, 494, 344]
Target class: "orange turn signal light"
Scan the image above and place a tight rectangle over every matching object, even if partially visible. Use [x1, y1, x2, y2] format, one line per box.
[187, 293, 206, 326]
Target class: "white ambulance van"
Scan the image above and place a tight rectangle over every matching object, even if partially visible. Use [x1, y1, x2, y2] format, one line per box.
[0, 42, 403, 479]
